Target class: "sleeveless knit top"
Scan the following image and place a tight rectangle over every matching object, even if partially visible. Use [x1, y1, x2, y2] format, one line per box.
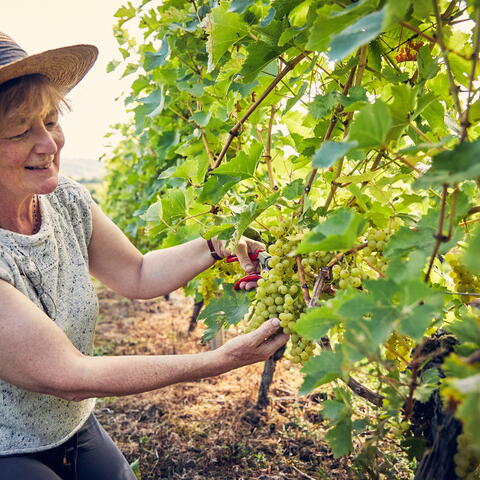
[0, 175, 99, 455]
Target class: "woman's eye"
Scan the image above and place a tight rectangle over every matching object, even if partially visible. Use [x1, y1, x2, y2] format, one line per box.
[8, 130, 29, 140]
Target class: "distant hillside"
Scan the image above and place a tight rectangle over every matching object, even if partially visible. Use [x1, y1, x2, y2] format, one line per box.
[62, 157, 105, 180]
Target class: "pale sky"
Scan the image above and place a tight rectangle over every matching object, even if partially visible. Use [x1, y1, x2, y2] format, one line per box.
[2, 0, 135, 161]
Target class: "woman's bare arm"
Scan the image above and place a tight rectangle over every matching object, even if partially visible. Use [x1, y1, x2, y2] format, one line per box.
[0, 280, 288, 401]
[87, 202, 261, 299]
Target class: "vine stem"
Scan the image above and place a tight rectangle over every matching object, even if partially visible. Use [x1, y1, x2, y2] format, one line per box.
[467, 205, 480, 217]
[370, 150, 385, 172]
[299, 58, 358, 213]
[432, 0, 463, 118]
[424, 184, 449, 282]
[448, 186, 458, 239]
[200, 129, 216, 167]
[460, 7, 480, 142]
[398, 22, 437, 45]
[210, 53, 306, 171]
[423, 0, 466, 285]
[296, 255, 311, 304]
[323, 46, 368, 212]
[389, 151, 422, 174]
[326, 242, 368, 269]
[263, 106, 276, 189]
[364, 258, 385, 278]
[308, 267, 332, 308]
[409, 121, 435, 144]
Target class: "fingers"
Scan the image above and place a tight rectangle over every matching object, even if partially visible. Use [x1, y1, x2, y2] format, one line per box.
[264, 331, 289, 353]
[251, 318, 283, 345]
[238, 280, 259, 290]
[245, 238, 265, 254]
[210, 238, 227, 258]
[235, 239, 256, 273]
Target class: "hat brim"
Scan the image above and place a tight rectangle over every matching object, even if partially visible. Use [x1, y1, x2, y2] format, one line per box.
[0, 44, 98, 92]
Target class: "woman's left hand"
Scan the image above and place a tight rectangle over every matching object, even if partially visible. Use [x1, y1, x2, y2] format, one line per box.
[210, 236, 265, 290]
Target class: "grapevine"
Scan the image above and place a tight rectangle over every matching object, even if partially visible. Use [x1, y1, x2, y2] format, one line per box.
[103, 0, 480, 477]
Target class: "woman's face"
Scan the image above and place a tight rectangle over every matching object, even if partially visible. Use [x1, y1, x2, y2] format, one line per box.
[0, 109, 64, 199]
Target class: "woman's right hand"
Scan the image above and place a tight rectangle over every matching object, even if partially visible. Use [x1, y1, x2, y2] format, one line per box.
[215, 318, 289, 370]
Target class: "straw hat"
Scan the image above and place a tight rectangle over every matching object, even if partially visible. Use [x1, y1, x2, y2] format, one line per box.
[0, 32, 98, 91]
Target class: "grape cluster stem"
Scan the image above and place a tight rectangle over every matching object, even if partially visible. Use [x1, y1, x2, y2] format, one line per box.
[296, 255, 311, 303]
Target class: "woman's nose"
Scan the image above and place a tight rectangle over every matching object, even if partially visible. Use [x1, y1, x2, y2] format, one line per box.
[33, 126, 59, 155]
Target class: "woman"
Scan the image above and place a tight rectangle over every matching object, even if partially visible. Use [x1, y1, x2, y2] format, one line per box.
[0, 32, 288, 479]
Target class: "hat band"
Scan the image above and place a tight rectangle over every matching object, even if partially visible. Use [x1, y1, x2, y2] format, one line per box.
[0, 41, 27, 67]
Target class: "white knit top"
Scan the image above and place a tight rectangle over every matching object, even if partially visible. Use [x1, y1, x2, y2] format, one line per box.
[0, 175, 98, 455]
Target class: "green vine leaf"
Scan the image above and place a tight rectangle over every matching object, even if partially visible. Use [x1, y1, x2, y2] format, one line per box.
[206, 2, 249, 72]
[191, 111, 212, 127]
[239, 40, 284, 83]
[347, 100, 392, 148]
[306, 0, 379, 53]
[295, 306, 343, 340]
[296, 208, 366, 253]
[464, 226, 480, 275]
[144, 40, 170, 71]
[329, 9, 385, 62]
[325, 419, 354, 458]
[229, 0, 256, 14]
[311, 141, 358, 169]
[141, 188, 187, 234]
[300, 350, 344, 394]
[417, 45, 440, 81]
[296, 208, 364, 254]
[199, 284, 251, 341]
[382, 0, 411, 29]
[413, 139, 480, 189]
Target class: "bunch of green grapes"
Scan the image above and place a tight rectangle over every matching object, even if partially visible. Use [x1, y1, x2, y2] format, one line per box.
[445, 250, 480, 303]
[198, 275, 216, 303]
[361, 226, 395, 275]
[454, 432, 480, 479]
[216, 256, 244, 279]
[249, 234, 301, 333]
[331, 259, 368, 290]
[301, 250, 335, 278]
[198, 257, 244, 302]
[287, 332, 317, 364]
[246, 225, 316, 365]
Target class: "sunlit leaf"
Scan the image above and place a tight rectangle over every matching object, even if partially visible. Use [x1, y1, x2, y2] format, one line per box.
[329, 9, 385, 62]
[199, 284, 251, 341]
[311, 141, 357, 169]
[300, 350, 344, 394]
[296, 209, 366, 253]
[347, 100, 392, 148]
[414, 139, 480, 189]
[206, 2, 249, 72]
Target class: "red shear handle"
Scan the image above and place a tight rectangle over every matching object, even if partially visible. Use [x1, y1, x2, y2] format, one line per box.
[226, 249, 263, 263]
[233, 274, 262, 290]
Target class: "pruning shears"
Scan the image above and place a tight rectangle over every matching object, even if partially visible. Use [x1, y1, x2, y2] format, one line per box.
[226, 250, 272, 290]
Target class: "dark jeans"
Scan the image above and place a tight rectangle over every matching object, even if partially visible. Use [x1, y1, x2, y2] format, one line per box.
[0, 414, 136, 480]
